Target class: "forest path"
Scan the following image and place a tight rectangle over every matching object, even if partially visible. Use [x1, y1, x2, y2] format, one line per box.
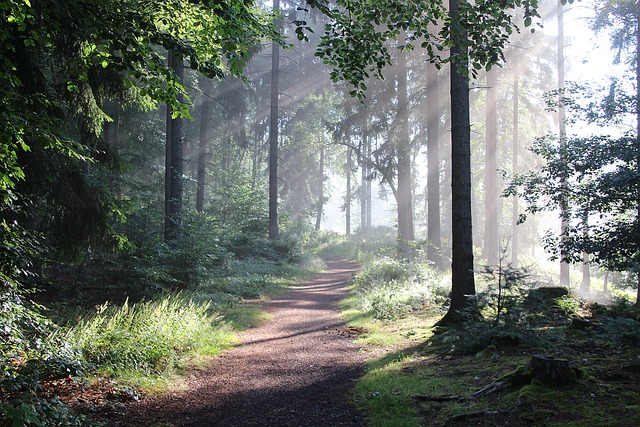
[116, 258, 367, 426]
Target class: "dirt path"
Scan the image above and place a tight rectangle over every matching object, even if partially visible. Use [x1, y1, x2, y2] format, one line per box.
[114, 259, 367, 426]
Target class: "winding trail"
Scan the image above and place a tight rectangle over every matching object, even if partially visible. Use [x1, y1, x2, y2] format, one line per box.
[116, 259, 367, 426]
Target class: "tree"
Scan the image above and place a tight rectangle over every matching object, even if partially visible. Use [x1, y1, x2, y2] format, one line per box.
[269, 0, 282, 239]
[306, 0, 541, 324]
[396, 49, 415, 256]
[507, 130, 640, 304]
[484, 69, 499, 266]
[426, 61, 444, 269]
[196, 77, 214, 212]
[592, 0, 640, 304]
[557, 0, 571, 286]
[165, 50, 185, 242]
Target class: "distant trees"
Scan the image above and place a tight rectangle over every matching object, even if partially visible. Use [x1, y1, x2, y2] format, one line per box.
[509, 0, 640, 304]
[0, 0, 282, 292]
[308, 0, 540, 324]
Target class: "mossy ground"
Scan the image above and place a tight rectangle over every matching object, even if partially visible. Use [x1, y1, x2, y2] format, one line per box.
[346, 303, 640, 427]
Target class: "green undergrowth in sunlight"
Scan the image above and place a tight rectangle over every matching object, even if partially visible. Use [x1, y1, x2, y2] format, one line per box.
[57, 293, 236, 384]
[306, 227, 398, 261]
[343, 255, 640, 427]
[50, 256, 321, 392]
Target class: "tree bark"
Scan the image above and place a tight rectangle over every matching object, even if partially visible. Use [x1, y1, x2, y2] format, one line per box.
[558, 0, 570, 286]
[346, 147, 352, 236]
[165, 50, 185, 242]
[427, 61, 443, 269]
[635, 8, 640, 306]
[512, 63, 520, 268]
[397, 49, 414, 256]
[268, 0, 281, 239]
[315, 144, 324, 231]
[361, 130, 370, 230]
[580, 214, 590, 294]
[437, 0, 478, 326]
[485, 69, 498, 266]
[196, 77, 213, 212]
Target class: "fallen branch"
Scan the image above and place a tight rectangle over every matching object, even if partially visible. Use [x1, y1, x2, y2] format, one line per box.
[449, 399, 522, 422]
[470, 380, 510, 397]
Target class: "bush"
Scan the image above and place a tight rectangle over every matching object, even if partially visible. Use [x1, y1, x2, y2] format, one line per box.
[351, 257, 448, 321]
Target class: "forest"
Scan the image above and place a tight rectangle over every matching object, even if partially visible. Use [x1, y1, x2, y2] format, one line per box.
[1, 0, 639, 426]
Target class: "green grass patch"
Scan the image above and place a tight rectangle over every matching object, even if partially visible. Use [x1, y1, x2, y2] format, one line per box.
[57, 293, 236, 381]
[223, 302, 272, 330]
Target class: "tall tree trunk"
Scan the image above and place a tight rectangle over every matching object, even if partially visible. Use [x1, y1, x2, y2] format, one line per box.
[315, 144, 324, 231]
[512, 63, 520, 268]
[485, 69, 499, 266]
[397, 50, 414, 256]
[365, 131, 372, 228]
[196, 78, 213, 212]
[558, 0, 570, 286]
[580, 214, 590, 294]
[635, 12, 640, 305]
[361, 131, 368, 230]
[268, 0, 281, 239]
[346, 147, 352, 236]
[165, 50, 185, 242]
[437, 0, 478, 325]
[427, 61, 443, 269]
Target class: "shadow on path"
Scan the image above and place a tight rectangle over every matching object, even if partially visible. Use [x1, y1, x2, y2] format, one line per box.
[114, 259, 367, 426]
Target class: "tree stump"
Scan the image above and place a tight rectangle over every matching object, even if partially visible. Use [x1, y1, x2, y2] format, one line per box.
[472, 354, 581, 397]
[568, 317, 592, 330]
[527, 354, 580, 385]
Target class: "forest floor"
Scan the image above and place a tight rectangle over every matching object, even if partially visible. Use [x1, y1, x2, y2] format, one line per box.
[98, 258, 369, 426]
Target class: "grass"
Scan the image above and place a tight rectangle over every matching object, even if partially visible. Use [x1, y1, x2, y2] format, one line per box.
[342, 255, 640, 427]
[43, 256, 321, 394]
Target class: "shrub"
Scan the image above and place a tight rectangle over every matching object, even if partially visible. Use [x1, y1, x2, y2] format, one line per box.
[351, 257, 448, 320]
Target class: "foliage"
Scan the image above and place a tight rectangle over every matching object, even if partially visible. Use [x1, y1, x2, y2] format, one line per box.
[305, 0, 541, 98]
[351, 257, 449, 321]
[506, 88, 640, 275]
[592, 0, 639, 67]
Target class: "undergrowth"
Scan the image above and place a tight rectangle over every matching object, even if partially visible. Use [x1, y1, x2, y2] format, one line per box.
[57, 293, 235, 379]
[340, 241, 640, 427]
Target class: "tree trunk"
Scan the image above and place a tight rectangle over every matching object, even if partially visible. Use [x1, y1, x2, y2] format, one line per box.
[268, 0, 281, 239]
[580, 214, 590, 294]
[427, 61, 443, 269]
[558, 0, 570, 287]
[512, 63, 520, 268]
[315, 144, 324, 231]
[346, 147, 352, 236]
[635, 9, 640, 306]
[361, 131, 368, 230]
[165, 50, 184, 242]
[437, 0, 478, 326]
[397, 49, 414, 256]
[196, 77, 213, 212]
[484, 69, 498, 266]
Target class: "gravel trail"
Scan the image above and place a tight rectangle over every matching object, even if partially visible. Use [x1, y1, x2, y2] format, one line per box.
[115, 258, 367, 426]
